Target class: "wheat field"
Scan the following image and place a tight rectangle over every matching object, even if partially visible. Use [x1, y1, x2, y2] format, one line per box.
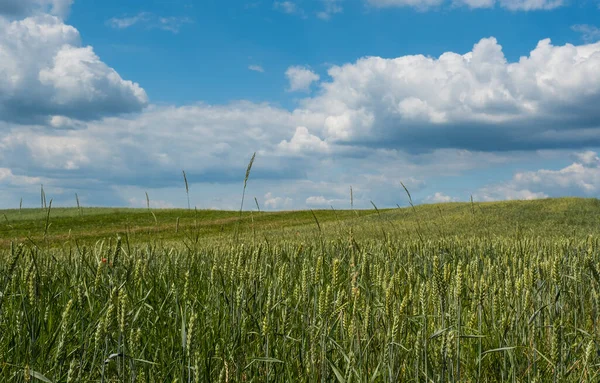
[1, 198, 600, 382]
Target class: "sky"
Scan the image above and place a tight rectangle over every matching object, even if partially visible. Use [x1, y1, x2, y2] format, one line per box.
[0, 0, 599, 210]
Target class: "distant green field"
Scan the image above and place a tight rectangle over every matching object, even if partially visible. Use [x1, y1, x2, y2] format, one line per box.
[1, 197, 600, 382]
[2, 197, 599, 247]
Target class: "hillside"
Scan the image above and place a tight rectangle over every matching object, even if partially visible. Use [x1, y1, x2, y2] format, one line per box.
[1, 197, 599, 246]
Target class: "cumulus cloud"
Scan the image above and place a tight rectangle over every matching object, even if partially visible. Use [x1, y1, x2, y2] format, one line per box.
[3, 23, 600, 209]
[278, 127, 329, 154]
[573, 151, 600, 167]
[306, 195, 333, 206]
[474, 186, 548, 201]
[286, 66, 320, 92]
[369, 0, 563, 10]
[299, 37, 600, 151]
[0, 102, 314, 189]
[424, 192, 459, 203]
[0, 0, 73, 19]
[0, 15, 148, 124]
[2, 97, 498, 208]
[0, 168, 42, 187]
[475, 151, 600, 201]
[264, 192, 293, 210]
[127, 196, 175, 209]
[512, 160, 600, 195]
[305, 195, 350, 207]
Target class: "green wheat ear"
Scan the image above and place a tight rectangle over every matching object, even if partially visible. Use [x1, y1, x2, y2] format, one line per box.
[245, 152, 256, 188]
[183, 170, 190, 210]
[239, 152, 256, 214]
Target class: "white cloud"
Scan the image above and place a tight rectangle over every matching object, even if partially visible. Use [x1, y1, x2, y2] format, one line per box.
[474, 186, 548, 201]
[368, 0, 563, 10]
[285, 66, 320, 92]
[107, 12, 192, 33]
[513, 162, 600, 194]
[49, 115, 85, 129]
[0, 15, 148, 123]
[274, 1, 302, 14]
[278, 126, 329, 153]
[3, 16, 600, 210]
[298, 37, 600, 150]
[498, 0, 563, 10]
[424, 192, 459, 203]
[368, 0, 444, 10]
[573, 151, 600, 167]
[305, 195, 350, 207]
[452, 0, 494, 8]
[157, 16, 193, 33]
[317, 0, 343, 19]
[264, 192, 293, 210]
[0, 168, 42, 187]
[572, 24, 600, 43]
[106, 12, 151, 29]
[0, 102, 312, 188]
[306, 195, 332, 206]
[127, 196, 175, 209]
[475, 151, 600, 201]
[0, 0, 73, 19]
[249, 65, 265, 73]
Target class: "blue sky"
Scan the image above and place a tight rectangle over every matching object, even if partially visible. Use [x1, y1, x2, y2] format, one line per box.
[0, 0, 599, 210]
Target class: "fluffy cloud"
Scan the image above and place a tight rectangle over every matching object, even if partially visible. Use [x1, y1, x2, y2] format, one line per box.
[474, 186, 548, 201]
[0, 102, 314, 189]
[299, 37, 600, 151]
[286, 66, 320, 92]
[2, 97, 511, 208]
[368, 0, 563, 10]
[278, 127, 329, 154]
[0, 15, 148, 124]
[512, 160, 600, 195]
[574, 151, 600, 167]
[475, 151, 600, 201]
[264, 192, 293, 210]
[306, 195, 334, 206]
[0, 0, 73, 19]
[3, 22, 600, 209]
[0, 168, 42, 188]
[424, 192, 459, 203]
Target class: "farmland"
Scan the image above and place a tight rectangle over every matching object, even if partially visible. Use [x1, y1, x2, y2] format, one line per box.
[1, 197, 600, 382]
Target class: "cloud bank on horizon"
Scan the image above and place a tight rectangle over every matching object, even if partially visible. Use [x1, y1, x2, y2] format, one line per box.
[0, 0, 599, 210]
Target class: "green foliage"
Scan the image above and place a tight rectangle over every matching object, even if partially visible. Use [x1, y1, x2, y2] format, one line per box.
[0, 197, 600, 381]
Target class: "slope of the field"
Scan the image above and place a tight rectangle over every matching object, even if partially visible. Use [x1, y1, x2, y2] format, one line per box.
[1, 197, 599, 246]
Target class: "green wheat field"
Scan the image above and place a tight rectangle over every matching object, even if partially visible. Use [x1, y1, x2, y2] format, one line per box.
[2, 197, 600, 382]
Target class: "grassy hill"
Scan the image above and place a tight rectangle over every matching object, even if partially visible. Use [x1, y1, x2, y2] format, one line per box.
[1, 197, 599, 247]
